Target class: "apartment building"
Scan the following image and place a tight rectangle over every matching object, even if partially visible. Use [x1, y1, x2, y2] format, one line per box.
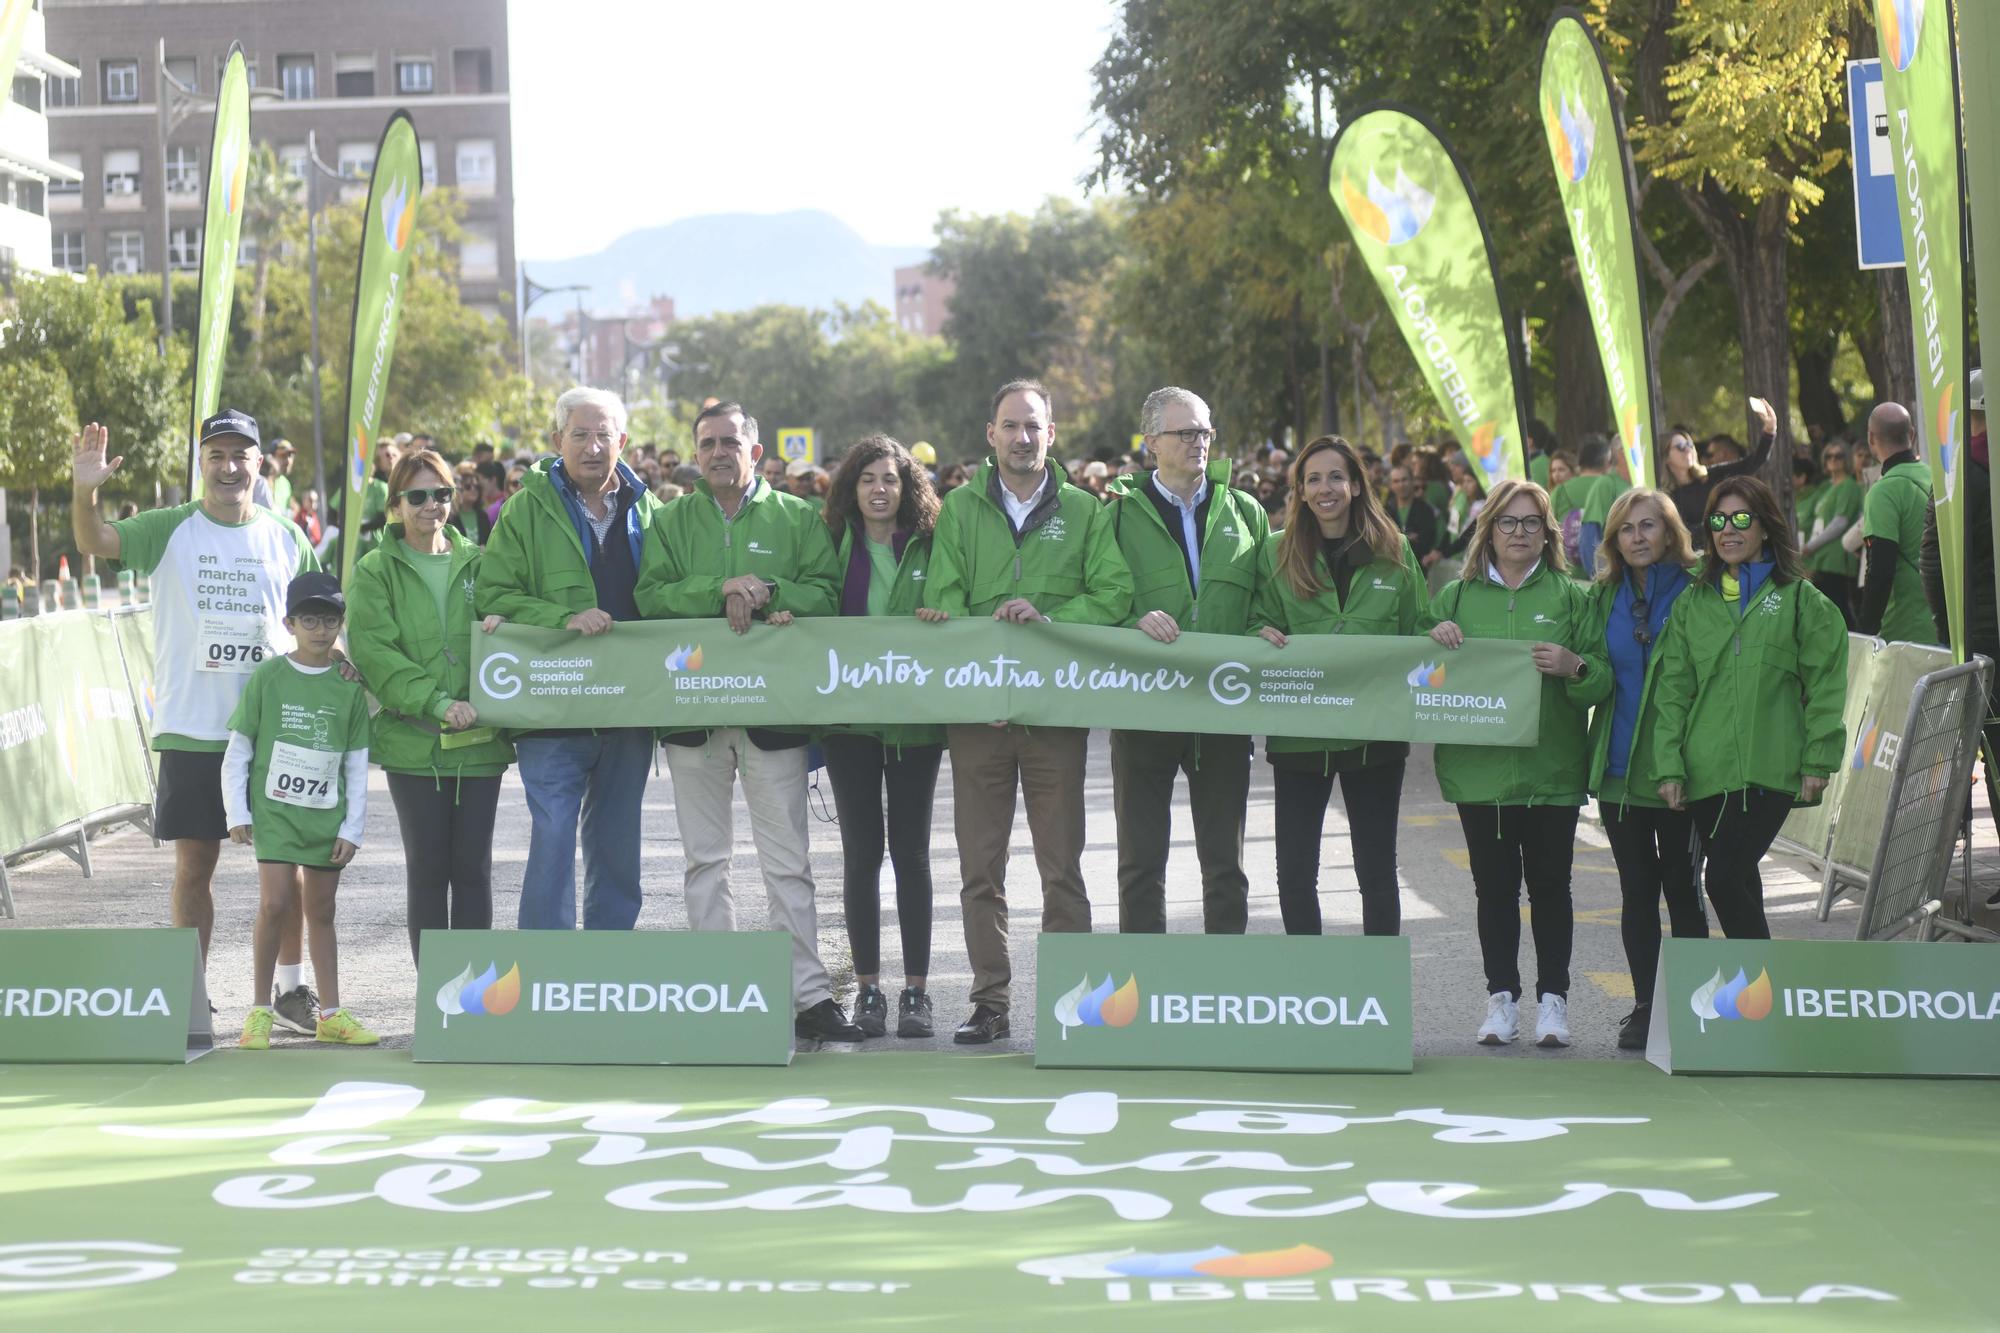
[0, 2, 84, 275]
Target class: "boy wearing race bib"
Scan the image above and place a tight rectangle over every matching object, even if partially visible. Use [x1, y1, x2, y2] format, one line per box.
[222, 572, 376, 1049]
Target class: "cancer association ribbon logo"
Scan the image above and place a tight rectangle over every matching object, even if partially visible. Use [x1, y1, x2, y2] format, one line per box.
[436, 961, 522, 1027]
[1052, 975, 1139, 1039]
[1690, 967, 1773, 1033]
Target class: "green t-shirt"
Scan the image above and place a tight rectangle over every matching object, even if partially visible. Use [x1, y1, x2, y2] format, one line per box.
[1582, 473, 1630, 526]
[1804, 478, 1861, 577]
[1549, 475, 1595, 521]
[1862, 460, 1939, 645]
[227, 655, 370, 867]
[408, 548, 455, 633]
[1530, 454, 1550, 488]
[864, 538, 897, 619]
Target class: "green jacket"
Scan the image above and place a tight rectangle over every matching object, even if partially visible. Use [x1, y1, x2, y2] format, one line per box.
[1105, 460, 1268, 635]
[348, 524, 514, 778]
[822, 524, 945, 750]
[1583, 574, 1682, 809]
[635, 478, 839, 620]
[1651, 572, 1848, 805]
[1250, 530, 1426, 762]
[1422, 563, 1611, 806]
[925, 458, 1132, 624]
[475, 458, 665, 627]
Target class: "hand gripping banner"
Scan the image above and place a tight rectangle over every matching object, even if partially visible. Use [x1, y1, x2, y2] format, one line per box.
[186, 45, 250, 496]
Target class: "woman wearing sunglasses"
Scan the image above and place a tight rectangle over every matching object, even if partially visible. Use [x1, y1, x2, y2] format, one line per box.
[1425, 479, 1609, 1048]
[345, 448, 514, 962]
[1585, 488, 1705, 1051]
[1653, 476, 1848, 939]
[1661, 398, 1777, 534]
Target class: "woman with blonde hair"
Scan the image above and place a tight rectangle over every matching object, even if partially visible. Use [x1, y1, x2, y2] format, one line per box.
[1251, 436, 1426, 936]
[1425, 478, 1608, 1047]
[1585, 487, 1705, 1050]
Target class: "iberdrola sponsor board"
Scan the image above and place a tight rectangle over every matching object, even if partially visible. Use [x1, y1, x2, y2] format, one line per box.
[1540, 10, 1657, 487]
[1874, 0, 1969, 660]
[186, 46, 251, 496]
[0, 928, 201, 1062]
[1328, 105, 1527, 489]
[340, 112, 422, 586]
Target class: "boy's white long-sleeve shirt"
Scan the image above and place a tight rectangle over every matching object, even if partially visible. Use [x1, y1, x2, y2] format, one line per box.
[222, 729, 369, 849]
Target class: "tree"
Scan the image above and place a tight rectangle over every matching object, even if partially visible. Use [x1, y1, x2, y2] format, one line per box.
[0, 356, 78, 581]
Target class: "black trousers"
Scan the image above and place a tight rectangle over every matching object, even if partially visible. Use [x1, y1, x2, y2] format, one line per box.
[1456, 803, 1578, 1000]
[1599, 799, 1707, 1005]
[1110, 730, 1252, 934]
[821, 734, 942, 978]
[1273, 757, 1406, 936]
[385, 772, 501, 962]
[1808, 570, 1855, 629]
[1690, 787, 1794, 939]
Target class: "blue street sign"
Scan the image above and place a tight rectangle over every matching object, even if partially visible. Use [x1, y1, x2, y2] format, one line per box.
[1848, 58, 1905, 270]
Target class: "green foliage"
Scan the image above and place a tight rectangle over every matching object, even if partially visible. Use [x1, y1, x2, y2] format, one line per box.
[0, 355, 79, 492]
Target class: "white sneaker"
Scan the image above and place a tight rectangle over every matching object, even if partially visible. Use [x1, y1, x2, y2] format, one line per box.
[1535, 993, 1571, 1048]
[1476, 992, 1519, 1045]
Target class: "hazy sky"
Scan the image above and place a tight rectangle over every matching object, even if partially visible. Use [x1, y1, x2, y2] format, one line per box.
[509, 0, 1117, 260]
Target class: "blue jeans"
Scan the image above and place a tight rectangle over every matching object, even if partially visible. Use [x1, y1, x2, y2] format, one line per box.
[515, 729, 653, 930]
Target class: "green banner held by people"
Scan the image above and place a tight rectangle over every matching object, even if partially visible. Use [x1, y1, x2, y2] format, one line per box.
[185, 45, 250, 498]
[1875, 0, 1969, 661]
[1327, 104, 1527, 490]
[1958, 2, 2000, 620]
[1540, 10, 1657, 488]
[472, 617, 1545, 745]
[339, 111, 422, 587]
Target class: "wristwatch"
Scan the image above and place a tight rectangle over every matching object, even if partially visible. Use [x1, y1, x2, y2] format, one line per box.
[1571, 658, 1589, 680]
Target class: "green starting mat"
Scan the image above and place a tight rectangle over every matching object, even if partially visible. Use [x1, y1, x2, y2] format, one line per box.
[1, 1052, 1995, 1330]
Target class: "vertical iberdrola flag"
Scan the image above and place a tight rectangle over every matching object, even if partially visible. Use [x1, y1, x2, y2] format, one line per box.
[1540, 10, 1657, 488]
[340, 112, 422, 586]
[186, 45, 250, 496]
[1327, 105, 1527, 487]
[1876, 0, 1969, 660]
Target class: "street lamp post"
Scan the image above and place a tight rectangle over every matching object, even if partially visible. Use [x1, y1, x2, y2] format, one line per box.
[301, 131, 361, 529]
[517, 268, 587, 382]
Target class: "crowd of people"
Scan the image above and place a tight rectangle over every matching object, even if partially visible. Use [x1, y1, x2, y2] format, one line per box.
[66, 368, 1981, 1054]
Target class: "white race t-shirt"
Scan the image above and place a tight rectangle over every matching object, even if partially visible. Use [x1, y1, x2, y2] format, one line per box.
[111, 501, 316, 751]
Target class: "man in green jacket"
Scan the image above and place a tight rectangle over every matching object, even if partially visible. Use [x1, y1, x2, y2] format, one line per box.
[476, 387, 662, 932]
[634, 400, 862, 1044]
[926, 378, 1134, 1044]
[1105, 386, 1268, 935]
[1857, 401, 1941, 645]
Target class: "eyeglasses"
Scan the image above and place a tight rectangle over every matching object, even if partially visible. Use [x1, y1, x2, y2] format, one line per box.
[291, 613, 342, 632]
[1494, 515, 1545, 535]
[1153, 427, 1216, 446]
[1631, 596, 1652, 648]
[1708, 511, 1758, 531]
[400, 487, 454, 507]
[1670, 438, 1695, 453]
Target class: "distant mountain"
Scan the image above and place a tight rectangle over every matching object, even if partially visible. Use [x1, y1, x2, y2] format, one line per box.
[522, 211, 930, 318]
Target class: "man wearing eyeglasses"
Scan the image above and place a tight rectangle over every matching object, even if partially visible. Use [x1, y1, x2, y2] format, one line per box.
[476, 386, 665, 931]
[1104, 387, 1269, 936]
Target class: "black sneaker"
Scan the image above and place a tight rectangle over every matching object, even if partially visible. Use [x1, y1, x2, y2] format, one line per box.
[897, 988, 934, 1038]
[272, 984, 319, 1036]
[1616, 1004, 1652, 1052]
[853, 985, 888, 1038]
[953, 1004, 1009, 1045]
[795, 998, 866, 1043]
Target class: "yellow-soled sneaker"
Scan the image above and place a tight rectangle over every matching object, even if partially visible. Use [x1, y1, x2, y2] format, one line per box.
[239, 1007, 274, 1050]
[314, 1009, 381, 1046]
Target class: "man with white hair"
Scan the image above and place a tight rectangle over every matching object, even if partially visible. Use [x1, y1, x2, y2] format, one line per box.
[476, 386, 666, 930]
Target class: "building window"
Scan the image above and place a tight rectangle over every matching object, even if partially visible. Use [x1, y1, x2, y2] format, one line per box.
[102, 59, 139, 103]
[11, 75, 40, 113]
[278, 54, 314, 101]
[169, 226, 200, 271]
[50, 152, 81, 197]
[279, 144, 308, 181]
[419, 139, 437, 189]
[107, 230, 143, 274]
[452, 48, 493, 94]
[166, 145, 199, 195]
[397, 57, 434, 94]
[455, 138, 495, 196]
[48, 60, 79, 108]
[459, 221, 498, 279]
[103, 148, 141, 200]
[337, 141, 375, 180]
[0, 172, 44, 216]
[334, 52, 374, 98]
[53, 230, 85, 273]
[164, 55, 198, 93]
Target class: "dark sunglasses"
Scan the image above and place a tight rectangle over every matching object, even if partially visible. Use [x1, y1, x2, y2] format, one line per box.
[1708, 511, 1757, 531]
[400, 487, 454, 507]
[1631, 596, 1651, 648]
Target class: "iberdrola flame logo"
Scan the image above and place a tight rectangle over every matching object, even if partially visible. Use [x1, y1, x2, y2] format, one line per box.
[665, 644, 705, 672]
[1544, 92, 1596, 183]
[1470, 421, 1508, 483]
[1878, 0, 1924, 73]
[1852, 716, 1880, 769]
[1406, 661, 1446, 689]
[1052, 974, 1138, 1039]
[380, 175, 415, 253]
[218, 132, 247, 217]
[1936, 384, 1958, 502]
[1341, 167, 1434, 247]
[1689, 966, 1772, 1033]
[436, 961, 521, 1027]
[351, 425, 370, 487]
[1020, 1243, 1333, 1284]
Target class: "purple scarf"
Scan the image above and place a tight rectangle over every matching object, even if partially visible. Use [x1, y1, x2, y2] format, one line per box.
[840, 524, 912, 616]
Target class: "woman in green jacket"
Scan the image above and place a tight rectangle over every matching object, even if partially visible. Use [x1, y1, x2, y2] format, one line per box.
[1653, 476, 1848, 939]
[1426, 479, 1610, 1049]
[813, 436, 946, 1040]
[1252, 436, 1425, 937]
[346, 449, 514, 962]
[1802, 439, 1861, 626]
[1585, 487, 1706, 1051]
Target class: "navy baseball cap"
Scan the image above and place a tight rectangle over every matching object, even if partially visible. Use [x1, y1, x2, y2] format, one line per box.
[199, 408, 262, 449]
[286, 571, 345, 617]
